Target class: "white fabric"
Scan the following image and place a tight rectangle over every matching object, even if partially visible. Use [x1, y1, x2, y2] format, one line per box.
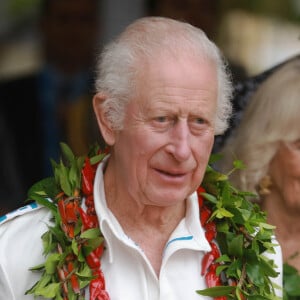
[0, 205, 52, 300]
[0, 160, 283, 299]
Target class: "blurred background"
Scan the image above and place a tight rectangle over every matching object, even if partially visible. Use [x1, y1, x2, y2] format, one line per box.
[0, 0, 300, 80]
[1, 0, 300, 214]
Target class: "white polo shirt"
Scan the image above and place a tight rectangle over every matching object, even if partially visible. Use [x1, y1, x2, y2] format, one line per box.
[0, 160, 283, 299]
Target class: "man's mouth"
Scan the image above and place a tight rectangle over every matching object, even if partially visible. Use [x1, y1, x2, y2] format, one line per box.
[156, 169, 186, 178]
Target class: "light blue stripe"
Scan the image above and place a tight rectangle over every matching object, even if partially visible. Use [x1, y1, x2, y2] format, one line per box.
[29, 202, 38, 209]
[19, 202, 38, 210]
[0, 202, 40, 225]
[165, 235, 193, 249]
[0, 215, 7, 223]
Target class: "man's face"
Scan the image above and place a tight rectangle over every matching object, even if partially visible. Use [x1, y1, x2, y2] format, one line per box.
[110, 55, 218, 208]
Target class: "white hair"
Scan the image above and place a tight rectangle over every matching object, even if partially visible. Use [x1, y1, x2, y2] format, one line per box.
[95, 16, 232, 134]
[219, 57, 300, 193]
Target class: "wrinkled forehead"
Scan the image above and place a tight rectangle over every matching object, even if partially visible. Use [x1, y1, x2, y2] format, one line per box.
[136, 51, 218, 91]
[131, 53, 218, 118]
[135, 46, 216, 76]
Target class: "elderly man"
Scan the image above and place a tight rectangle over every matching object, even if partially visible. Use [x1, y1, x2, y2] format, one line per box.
[0, 17, 281, 299]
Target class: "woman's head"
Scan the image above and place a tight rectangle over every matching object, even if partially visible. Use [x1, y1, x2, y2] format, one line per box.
[94, 16, 232, 135]
[220, 57, 300, 194]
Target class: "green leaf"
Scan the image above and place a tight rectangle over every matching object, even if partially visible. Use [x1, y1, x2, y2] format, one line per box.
[25, 273, 52, 294]
[82, 245, 94, 257]
[72, 239, 79, 256]
[246, 262, 264, 287]
[29, 263, 45, 271]
[259, 256, 279, 278]
[77, 263, 93, 280]
[45, 253, 60, 274]
[196, 286, 235, 297]
[202, 192, 218, 204]
[48, 225, 66, 249]
[27, 177, 59, 201]
[35, 282, 61, 298]
[90, 153, 106, 165]
[214, 207, 234, 219]
[27, 194, 56, 212]
[226, 258, 242, 278]
[228, 234, 244, 257]
[69, 159, 80, 190]
[233, 159, 246, 170]
[230, 208, 250, 224]
[204, 171, 228, 183]
[216, 221, 229, 233]
[60, 142, 75, 162]
[259, 222, 276, 230]
[216, 264, 228, 275]
[80, 228, 101, 239]
[216, 254, 231, 263]
[74, 218, 83, 236]
[85, 236, 104, 251]
[59, 161, 72, 196]
[77, 246, 86, 262]
[42, 230, 55, 255]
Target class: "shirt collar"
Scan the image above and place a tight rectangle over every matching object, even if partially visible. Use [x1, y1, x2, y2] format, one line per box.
[185, 193, 211, 250]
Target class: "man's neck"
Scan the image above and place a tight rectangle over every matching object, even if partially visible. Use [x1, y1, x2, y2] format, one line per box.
[103, 157, 187, 275]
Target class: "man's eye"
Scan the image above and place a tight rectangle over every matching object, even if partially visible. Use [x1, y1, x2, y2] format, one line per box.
[155, 116, 167, 123]
[194, 117, 205, 124]
[151, 116, 173, 131]
[189, 117, 208, 134]
[190, 117, 206, 126]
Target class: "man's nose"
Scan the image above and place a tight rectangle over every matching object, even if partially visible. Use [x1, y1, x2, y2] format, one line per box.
[167, 119, 192, 161]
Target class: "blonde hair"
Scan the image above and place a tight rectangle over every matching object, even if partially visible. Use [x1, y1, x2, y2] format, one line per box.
[219, 57, 300, 193]
[95, 16, 232, 135]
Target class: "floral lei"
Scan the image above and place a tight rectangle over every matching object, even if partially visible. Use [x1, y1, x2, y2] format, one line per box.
[26, 143, 280, 300]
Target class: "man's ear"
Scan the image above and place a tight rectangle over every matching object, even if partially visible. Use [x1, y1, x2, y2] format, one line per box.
[93, 93, 116, 146]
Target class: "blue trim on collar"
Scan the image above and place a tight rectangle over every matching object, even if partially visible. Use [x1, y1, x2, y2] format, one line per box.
[165, 235, 193, 249]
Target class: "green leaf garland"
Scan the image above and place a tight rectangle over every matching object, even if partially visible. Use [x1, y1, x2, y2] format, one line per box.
[197, 155, 281, 299]
[25, 145, 283, 299]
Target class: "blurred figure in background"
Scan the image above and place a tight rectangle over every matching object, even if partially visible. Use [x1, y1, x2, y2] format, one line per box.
[214, 54, 300, 152]
[0, 0, 103, 213]
[218, 56, 300, 272]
